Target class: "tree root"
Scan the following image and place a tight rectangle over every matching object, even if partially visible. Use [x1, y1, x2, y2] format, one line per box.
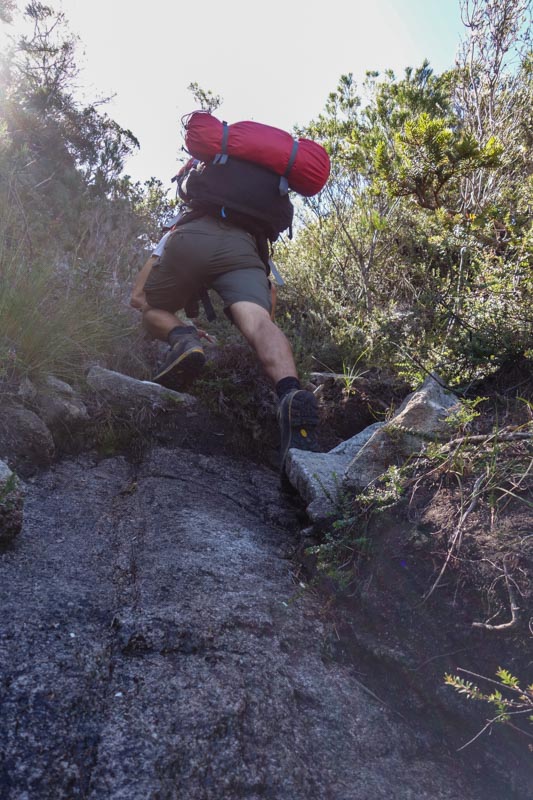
[442, 430, 532, 451]
[472, 561, 521, 631]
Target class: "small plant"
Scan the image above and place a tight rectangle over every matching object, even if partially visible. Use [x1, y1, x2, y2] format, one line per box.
[0, 250, 142, 384]
[307, 464, 408, 592]
[340, 349, 370, 392]
[357, 465, 406, 511]
[0, 472, 18, 507]
[444, 667, 533, 750]
[445, 396, 487, 433]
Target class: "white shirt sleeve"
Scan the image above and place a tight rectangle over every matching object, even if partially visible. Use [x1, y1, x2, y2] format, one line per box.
[152, 230, 172, 258]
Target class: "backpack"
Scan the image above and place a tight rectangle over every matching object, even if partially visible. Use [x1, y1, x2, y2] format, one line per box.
[183, 111, 330, 196]
[177, 157, 294, 243]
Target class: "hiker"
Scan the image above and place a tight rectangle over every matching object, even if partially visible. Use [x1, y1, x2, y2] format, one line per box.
[130, 112, 331, 472]
[130, 213, 183, 314]
[131, 208, 319, 472]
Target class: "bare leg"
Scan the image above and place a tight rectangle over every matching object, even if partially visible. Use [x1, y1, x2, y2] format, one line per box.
[229, 301, 298, 385]
[228, 302, 319, 472]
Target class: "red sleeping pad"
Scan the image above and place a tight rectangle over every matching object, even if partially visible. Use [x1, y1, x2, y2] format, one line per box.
[183, 111, 330, 197]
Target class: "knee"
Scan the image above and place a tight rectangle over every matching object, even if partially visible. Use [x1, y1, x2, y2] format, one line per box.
[230, 302, 271, 338]
[143, 306, 162, 324]
[247, 312, 278, 343]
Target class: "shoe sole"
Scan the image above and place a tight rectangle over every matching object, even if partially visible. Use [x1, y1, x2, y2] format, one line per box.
[153, 347, 206, 387]
[279, 392, 319, 474]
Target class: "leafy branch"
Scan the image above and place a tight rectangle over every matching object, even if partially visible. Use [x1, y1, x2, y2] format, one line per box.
[444, 667, 533, 750]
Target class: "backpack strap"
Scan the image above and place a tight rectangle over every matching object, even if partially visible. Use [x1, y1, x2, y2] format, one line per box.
[279, 139, 299, 195]
[184, 286, 217, 322]
[213, 121, 229, 165]
[198, 287, 217, 321]
[268, 257, 285, 286]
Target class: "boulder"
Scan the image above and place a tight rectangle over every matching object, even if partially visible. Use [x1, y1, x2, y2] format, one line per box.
[34, 376, 89, 446]
[0, 459, 24, 544]
[86, 366, 197, 412]
[17, 376, 37, 405]
[0, 405, 55, 477]
[286, 375, 459, 520]
[286, 423, 384, 523]
[344, 375, 459, 490]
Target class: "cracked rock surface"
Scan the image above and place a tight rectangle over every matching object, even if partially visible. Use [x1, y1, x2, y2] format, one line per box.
[0, 447, 512, 799]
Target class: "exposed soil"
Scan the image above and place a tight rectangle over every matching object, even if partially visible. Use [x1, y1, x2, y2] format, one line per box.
[306, 498, 532, 793]
[311, 369, 412, 447]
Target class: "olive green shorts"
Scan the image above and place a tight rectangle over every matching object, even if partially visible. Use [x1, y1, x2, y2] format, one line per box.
[144, 215, 272, 315]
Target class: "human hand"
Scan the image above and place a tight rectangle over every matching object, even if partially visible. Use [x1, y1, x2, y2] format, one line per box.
[196, 328, 217, 344]
[130, 292, 149, 312]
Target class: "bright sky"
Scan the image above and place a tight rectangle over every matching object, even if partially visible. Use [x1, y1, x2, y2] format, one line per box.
[3, 0, 464, 185]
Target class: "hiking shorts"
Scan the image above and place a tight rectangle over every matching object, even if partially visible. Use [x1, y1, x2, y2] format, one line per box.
[143, 215, 272, 315]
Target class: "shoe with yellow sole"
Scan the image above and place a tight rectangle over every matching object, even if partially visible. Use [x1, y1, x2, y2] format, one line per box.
[152, 332, 206, 389]
[277, 389, 319, 476]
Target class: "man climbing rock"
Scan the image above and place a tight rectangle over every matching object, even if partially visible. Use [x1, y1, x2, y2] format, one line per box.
[132, 185, 319, 473]
[130, 112, 331, 473]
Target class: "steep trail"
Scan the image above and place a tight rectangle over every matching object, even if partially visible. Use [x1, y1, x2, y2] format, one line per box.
[0, 445, 515, 799]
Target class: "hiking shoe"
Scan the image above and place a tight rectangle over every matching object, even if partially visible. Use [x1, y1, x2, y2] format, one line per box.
[152, 332, 206, 389]
[277, 389, 319, 474]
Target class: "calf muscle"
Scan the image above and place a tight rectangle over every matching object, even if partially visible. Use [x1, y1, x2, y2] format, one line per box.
[229, 301, 298, 385]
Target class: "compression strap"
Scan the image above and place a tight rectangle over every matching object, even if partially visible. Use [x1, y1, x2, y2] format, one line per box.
[279, 139, 299, 195]
[213, 121, 229, 165]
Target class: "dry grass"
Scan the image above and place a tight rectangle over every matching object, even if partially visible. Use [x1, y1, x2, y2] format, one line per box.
[0, 248, 151, 386]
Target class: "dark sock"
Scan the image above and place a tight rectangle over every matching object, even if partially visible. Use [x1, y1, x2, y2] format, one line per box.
[276, 376, 301, 399]
[168, 326, 197, 346]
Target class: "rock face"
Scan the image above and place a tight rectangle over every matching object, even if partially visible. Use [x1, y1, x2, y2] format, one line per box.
[288, 376, 459, 521]
[0, 459, 23, 545]
[0, 405, 55, 477]
[86, 365, 197, 411]
[0, 368, 198, 478]
[0, 447, 499, 800]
